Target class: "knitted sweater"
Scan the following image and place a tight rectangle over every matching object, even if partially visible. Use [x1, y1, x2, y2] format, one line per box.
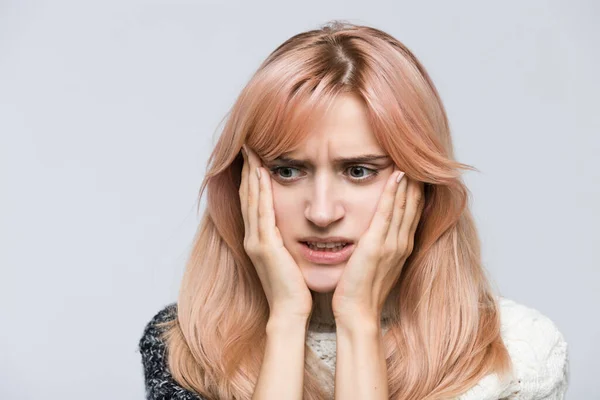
[138, 296, 569, 399]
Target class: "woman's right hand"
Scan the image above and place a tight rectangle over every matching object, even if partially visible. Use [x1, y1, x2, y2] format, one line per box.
[239, 144, 313, 322]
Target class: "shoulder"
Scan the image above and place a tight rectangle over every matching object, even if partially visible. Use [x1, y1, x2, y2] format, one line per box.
[497, 296, 570, 399]
[138, 303, 205, 400]
[139, 302, 178, 355]
[456, 297, 570, 400]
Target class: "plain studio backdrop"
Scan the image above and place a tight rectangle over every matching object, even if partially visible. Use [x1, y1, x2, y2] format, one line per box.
[0, 1, 597, 399]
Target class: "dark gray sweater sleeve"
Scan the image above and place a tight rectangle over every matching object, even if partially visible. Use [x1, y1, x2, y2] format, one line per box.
[138, 303, 206, 400]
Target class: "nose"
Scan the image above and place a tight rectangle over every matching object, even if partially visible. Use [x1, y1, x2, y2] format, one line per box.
[304, 174, 345, 228]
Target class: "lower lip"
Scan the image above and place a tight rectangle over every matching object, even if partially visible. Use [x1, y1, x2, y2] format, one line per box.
[299, 242, 355, 265]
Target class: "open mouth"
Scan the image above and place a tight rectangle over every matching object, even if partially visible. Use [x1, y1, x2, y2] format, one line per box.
[298, 241, 355, 265]
[300, 242, 350, 251]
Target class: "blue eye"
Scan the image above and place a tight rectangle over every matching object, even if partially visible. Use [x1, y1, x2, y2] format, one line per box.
[347, 166, 376, 180]
[271, 166, 301, 180]
[269, 166, 379, 182]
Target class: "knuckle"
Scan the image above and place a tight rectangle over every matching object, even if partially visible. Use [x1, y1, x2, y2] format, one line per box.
[380, 208, 393, 224]
[382, 243, 396, 257]
[397, 196, 407, 210]
[246, 190, 254, 203]
[385, 210, 394, 224]
[397, 238, 408, 251]
[407, 238, 414, 254]
[413, 191, 423, 205]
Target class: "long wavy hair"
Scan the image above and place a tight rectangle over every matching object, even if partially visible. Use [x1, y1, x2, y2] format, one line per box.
[157, 20, 513, 400]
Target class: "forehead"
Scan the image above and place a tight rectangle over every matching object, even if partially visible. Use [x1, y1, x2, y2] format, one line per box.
[287, 93, 384, 157]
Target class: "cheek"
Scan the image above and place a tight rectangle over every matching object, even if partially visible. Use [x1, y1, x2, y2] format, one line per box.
[348, 184, 387, 233]
[271, 185, 298, 238]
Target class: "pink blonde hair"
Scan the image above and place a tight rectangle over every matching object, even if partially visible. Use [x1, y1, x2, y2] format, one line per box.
[157, 20, 513, 399]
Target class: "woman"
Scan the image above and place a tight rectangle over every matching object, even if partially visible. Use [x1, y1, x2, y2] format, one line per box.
[138, 21, 569, 399]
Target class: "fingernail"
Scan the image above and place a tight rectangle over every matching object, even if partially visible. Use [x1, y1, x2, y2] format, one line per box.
[396, 171, 405, 183]
[255, 167, 261, 180]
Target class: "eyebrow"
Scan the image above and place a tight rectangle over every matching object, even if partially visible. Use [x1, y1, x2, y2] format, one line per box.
[270, 154, 391, 167]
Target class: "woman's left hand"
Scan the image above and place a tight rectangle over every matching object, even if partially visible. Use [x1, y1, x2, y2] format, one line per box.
[332, 168, 425, 325]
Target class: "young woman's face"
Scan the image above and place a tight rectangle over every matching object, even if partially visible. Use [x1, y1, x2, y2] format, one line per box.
[265, 93, 396, 293]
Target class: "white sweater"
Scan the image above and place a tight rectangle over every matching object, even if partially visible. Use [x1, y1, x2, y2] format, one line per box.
[306, 296, 569, 399]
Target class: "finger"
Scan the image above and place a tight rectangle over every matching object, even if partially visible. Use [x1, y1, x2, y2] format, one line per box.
[367, 170, 405, 244]
[386, 170, 408, 246]
[245, 146, 260, 238]
[240, 145, 249, 236]
[397, 179, 423, 251]
[257, 166, 277, 242]
[407, 182, 425, 241]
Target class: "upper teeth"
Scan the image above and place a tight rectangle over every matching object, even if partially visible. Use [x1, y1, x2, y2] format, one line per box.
[306, 242, 347, 248]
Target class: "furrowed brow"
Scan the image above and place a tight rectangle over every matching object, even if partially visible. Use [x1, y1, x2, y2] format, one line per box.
[271, 154, 390, 167]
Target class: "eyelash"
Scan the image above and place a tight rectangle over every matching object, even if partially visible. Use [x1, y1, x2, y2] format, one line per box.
[268, 166, 379, 183]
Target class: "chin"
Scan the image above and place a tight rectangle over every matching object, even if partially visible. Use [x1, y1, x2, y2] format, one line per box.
[301, 263, 344, 293]
[307, 281, 337, 293]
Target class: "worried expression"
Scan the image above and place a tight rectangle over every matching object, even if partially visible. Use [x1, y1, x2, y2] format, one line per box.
[264, 93, 396, 293]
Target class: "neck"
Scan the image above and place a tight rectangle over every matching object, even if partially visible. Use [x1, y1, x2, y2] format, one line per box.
[309, 291, 336, 326]
[308, 290, 396, 329]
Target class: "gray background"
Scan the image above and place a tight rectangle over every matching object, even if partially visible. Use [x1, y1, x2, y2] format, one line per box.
[1, 1, 597, 399]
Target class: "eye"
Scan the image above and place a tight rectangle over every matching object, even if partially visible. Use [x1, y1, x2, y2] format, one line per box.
[269, 166, 303, 181]
[346, 166, 378, 181]
[269, 166, 379, 182]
